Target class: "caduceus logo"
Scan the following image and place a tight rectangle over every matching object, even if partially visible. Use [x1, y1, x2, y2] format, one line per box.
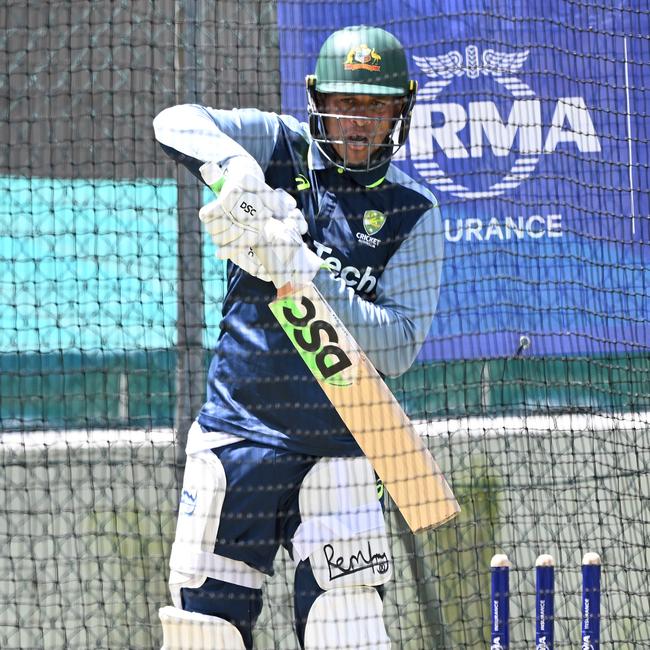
[406, 45, 601, 199]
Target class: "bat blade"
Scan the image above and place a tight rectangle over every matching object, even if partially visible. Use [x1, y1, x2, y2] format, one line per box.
[270, 282, 460, 533]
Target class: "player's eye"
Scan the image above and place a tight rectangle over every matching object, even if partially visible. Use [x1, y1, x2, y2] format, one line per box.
[368, 99, 392, 114]
[339, 99, 357, 111]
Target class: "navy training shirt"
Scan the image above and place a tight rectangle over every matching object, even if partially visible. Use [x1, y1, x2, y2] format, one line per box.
[153, 106, 443, 457]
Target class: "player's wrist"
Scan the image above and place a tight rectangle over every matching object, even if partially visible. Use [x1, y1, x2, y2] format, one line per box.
[222, 155, 265, 186]
[200, 156, 265, 196]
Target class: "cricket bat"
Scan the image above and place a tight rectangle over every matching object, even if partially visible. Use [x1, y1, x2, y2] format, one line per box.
[200, 161, 460, 532]
[269, 282, 460, 532]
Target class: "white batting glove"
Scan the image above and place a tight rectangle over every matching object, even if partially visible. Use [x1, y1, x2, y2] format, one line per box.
[199, 158, 307, 280]
[255, 213, 322, 289]
[198, 198, 272, 280]
[201, 157, 303, 232]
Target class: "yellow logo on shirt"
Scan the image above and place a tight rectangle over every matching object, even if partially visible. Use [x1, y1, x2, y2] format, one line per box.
[295, 174, 311, 191]
[363, 210, 386, 235]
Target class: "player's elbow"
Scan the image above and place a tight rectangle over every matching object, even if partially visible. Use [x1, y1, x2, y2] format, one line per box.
[152, 104, 195, 144]
[153, 106, 176, 144]
[381, 347, 419, 378]
[375, 322, 422, 378]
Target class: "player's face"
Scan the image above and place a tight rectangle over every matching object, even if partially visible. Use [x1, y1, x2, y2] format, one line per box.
[321, 94, 402, 167]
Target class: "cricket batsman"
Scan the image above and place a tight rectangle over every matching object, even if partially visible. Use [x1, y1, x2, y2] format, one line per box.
[153, 24, 444, 649]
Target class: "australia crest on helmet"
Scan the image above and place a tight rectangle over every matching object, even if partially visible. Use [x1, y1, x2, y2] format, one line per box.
[344, 44, 382, 72]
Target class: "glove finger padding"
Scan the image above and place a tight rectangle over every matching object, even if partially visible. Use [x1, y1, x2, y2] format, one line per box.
[229, 180, 297, 218]
[218, 235, 272, 282]
[217, 186, 274, 231]
[218, 160, 297, 225]
[264, 188, 298, 220]
[198, 198, 226, 227]
[284, 207, 308, 236]
[255, 218, 322, 289]
[199, 200, 242, 245]
[215, 229, 258, 261]
[199, 198, 272, 281]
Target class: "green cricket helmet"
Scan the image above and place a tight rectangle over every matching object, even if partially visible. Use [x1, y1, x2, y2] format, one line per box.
[306, 25, 417, 179]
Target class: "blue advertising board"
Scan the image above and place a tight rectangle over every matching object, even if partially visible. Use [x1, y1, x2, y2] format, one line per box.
[278, 1, 649, 360]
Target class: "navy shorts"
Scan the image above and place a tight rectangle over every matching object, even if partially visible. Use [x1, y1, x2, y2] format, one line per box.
[210, 439, 318, 573]
[180, 440, 322, 648]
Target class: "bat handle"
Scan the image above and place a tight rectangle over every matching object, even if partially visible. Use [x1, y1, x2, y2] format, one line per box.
[276, 282, 294, 299]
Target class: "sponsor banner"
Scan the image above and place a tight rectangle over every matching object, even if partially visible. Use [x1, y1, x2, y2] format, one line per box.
[278, 1, 649, 360]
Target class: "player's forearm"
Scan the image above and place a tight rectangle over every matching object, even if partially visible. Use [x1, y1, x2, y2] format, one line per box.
[153, 104, 250, 167]
[153, 105, 279, 171]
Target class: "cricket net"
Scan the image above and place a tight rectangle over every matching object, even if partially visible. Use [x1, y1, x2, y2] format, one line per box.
[2, 0, 649, 648]
[1, 414, 648, 649]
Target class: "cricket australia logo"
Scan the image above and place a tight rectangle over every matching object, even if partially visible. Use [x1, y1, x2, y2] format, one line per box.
[345, 44, 382, 71]
[363, 210, 386, 235]
[356, 209, 385, 248]
[407, 45, 601, 199]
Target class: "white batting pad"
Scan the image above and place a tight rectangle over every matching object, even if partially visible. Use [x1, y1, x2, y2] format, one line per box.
[168, 446, 264, 590]
[292, 457, 392, 590]
[159, 606, 245, 650]
[303, 587, 391, 650]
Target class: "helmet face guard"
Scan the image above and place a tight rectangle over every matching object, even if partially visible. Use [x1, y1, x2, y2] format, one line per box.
[306, 79, 417, 172]
[306, 26, 417, 174]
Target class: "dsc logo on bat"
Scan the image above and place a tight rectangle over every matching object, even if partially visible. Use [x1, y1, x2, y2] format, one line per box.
[271, 292, 358, 387]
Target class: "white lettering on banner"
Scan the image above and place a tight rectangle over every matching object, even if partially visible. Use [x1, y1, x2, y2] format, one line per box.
[445, 214, 563, 242]
[404, 45, 602, 199]
[470, 100, 542, 158]
[414, 100, 543, 159]
[416, 99, 600, 160]
[421, 102, 469, 159]
[544, 97, 601, 153]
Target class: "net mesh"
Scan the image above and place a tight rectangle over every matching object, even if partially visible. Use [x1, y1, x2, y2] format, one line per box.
[1, 1, 649, 648]
[2, 416, 648, 648]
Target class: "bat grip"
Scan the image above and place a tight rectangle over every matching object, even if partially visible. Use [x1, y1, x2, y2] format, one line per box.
[276, 283, 294, 299]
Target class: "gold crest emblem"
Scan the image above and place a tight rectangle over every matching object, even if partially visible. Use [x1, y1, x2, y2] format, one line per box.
[344, 44, 382, 72]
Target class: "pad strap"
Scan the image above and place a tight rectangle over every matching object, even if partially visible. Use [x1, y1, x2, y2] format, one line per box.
[170, 542, 265, 590]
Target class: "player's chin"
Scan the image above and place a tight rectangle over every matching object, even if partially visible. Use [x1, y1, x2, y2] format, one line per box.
[344, 145, 373, 166]
[332, 141, 377, 167]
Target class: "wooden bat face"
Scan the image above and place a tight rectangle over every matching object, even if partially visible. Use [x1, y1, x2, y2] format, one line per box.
[270, 282, 460, 532]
